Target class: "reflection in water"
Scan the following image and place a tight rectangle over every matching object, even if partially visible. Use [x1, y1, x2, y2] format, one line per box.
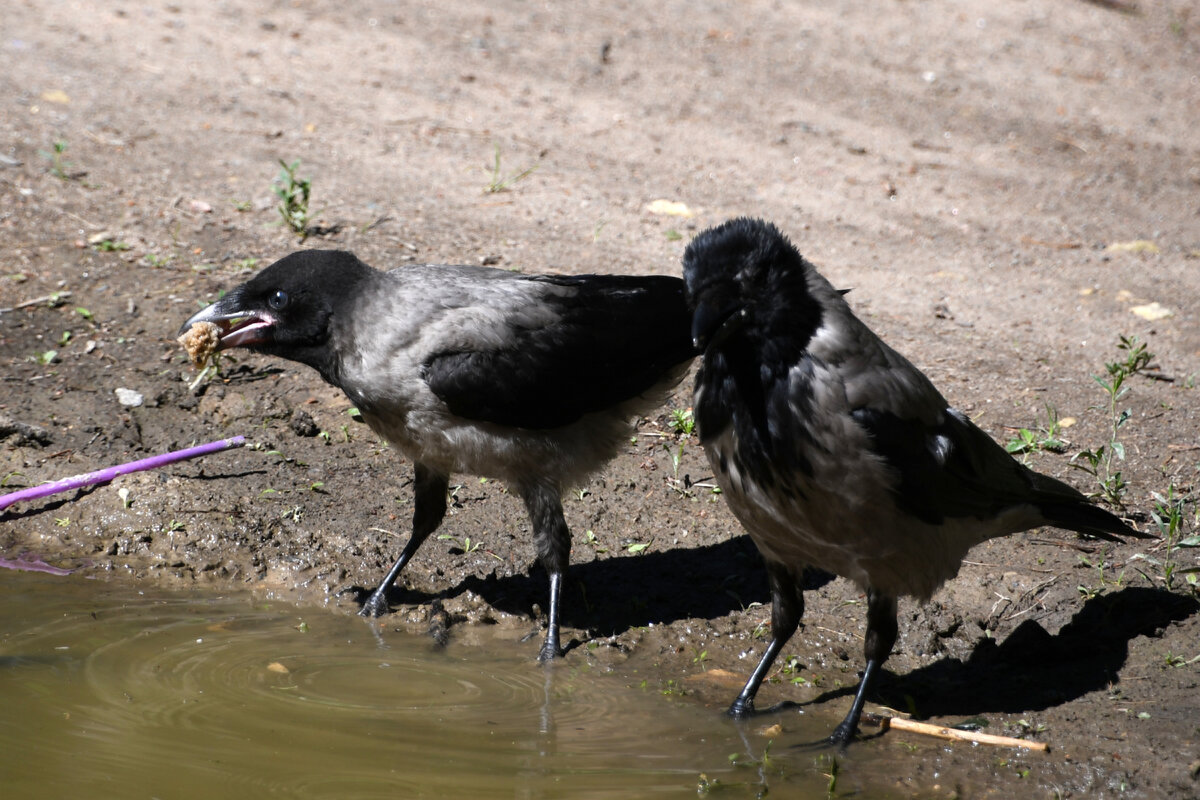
[0, 572, 839, 799]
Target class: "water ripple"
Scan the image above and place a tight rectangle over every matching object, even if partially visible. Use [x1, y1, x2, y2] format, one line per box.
[0, 573, 825, 799]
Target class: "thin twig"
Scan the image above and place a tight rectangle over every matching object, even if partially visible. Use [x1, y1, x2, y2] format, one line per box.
[0, 291, 73, 314]
[1020, 236, 1083, 250]
[1028, 538, 1103, 554]
[187, 362, 217, 393]
[59, 209, 103, 230]
[962, 558, 1053, 572]
[862, 713, 1050, 752]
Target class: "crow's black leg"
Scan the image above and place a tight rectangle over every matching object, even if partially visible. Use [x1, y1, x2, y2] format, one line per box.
[521, 484, 570, 661]
[542, 570, 563, 660]
[360, 464, 449, 618]
[827, 590, 898, 746]
[728, 561, 804, 717]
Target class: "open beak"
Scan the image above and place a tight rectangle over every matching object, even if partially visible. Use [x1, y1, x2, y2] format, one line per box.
[179, 300, 275, 350]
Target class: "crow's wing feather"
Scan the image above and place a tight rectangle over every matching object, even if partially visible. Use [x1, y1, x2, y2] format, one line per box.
[423, 275, 693, 429]
[851, 405, 1066, 525]
[853, 404, 1144, 539]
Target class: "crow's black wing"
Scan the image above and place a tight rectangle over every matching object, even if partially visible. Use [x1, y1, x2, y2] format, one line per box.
[423, 275, 695, 429]
[851, 406, 1040, 525]
[851, 406, 1141, 539]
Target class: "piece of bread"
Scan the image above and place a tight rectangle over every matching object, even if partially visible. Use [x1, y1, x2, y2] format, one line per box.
[178, 321, 220, 369]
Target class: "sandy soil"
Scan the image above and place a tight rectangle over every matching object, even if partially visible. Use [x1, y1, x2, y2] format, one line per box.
[2, 1, 1199, 796]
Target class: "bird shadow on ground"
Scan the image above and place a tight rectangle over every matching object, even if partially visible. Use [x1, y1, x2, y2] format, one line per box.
[358, 536, 839, 643]
[188, 469, 268, 481]
[214, 364, 286, 384]
[849, 587, 1199, 719]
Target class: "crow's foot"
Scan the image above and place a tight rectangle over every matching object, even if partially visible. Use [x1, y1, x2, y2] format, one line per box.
[359, 592, 390, 618]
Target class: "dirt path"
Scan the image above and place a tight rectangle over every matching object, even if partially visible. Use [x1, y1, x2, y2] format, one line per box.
[2, 1, 1198, 796]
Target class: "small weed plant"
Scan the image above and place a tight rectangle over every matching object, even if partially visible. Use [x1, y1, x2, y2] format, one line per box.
[667, 407, 695, 436]
[1070, 335, 1153, 508]
[39, 139, 74, 180]
[92, 236, 131, 253]
[1131, 485, 1200, 594]
[1005, 403, 1066, 457]
[274, 159, 312, 238]
[1077, 551, 1125, 600]
[484, 144, 538, 194]
[662, 407, 696, 488]
[29, 349, 57, 366]
[705, 740, 780, 797]
[1165, 652, 1200, 668]
[817, 751, 840, 798]
[437, 533, 480, 553]
[437, 534, 500, 560]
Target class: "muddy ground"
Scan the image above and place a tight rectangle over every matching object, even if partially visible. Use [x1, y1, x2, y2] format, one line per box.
[2, 1, 1199, 796]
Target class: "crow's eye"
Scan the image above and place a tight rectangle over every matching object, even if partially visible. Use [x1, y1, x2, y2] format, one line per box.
[267, 290, 288, 311]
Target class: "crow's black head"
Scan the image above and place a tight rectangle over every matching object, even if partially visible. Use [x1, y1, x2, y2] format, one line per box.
[682, 217, 820, 353]
[179, 249, 376, 376]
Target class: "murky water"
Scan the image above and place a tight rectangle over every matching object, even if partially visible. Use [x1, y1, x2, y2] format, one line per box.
[0, 572, 855, 799]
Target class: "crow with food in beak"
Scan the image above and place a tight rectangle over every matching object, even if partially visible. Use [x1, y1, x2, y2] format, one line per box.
[181, 249, 696, 660]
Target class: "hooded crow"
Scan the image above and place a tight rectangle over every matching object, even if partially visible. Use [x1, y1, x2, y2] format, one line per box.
[181, 250, 695, 660]
[683, 217, 1151, 745]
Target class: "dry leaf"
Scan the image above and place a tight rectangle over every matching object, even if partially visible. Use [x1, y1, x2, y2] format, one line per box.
[40, 90, 70, 104]
[645, 199, 694, 217]
[1106, 240, 1159, 254]
[1059, 417, 1077, 428]
[1130, 302, 1173, 321]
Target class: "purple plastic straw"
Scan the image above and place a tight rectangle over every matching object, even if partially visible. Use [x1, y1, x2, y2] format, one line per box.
[0, 435, 246, 513]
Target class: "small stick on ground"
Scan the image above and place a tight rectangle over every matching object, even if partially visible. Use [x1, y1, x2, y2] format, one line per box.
[0, 291, 73, 314]
[862, 713, 1050, 752]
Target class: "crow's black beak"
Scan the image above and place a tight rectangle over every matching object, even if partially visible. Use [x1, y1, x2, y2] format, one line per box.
[179, 297, 276, 350]
[691, 300, 747, 352]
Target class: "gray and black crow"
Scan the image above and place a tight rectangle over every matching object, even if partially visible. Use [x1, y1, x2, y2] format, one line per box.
[181, 250, 695, 660]
[683, 217, 1151, 745]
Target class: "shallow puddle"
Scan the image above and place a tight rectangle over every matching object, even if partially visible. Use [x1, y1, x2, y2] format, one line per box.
[0, 571, 869, 799]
